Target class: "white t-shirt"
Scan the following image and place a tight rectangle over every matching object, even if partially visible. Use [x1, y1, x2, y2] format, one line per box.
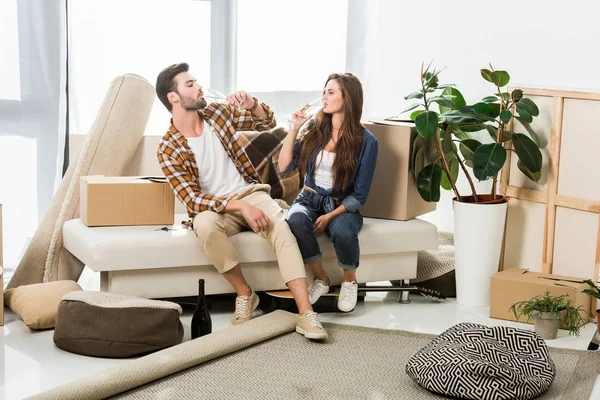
[185, 123, 250, 197]
[313, 150, 335, 189]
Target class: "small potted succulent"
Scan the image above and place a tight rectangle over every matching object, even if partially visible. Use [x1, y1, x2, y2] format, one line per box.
[582, 279, 600, 331]
[509, 291, 587, 340]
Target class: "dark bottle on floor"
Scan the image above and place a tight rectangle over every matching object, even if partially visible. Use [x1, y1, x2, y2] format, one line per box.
[191, 279, 212, 339]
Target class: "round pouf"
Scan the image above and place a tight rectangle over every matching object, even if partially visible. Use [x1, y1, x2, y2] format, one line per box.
[54, 291, 184, 358]
[406, 323, 555, 400]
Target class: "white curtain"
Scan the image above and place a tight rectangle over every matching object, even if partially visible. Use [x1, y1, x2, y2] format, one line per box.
[0, 0, 67, 275]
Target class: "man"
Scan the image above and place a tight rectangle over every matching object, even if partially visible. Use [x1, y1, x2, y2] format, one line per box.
[155, 63, 327, 340]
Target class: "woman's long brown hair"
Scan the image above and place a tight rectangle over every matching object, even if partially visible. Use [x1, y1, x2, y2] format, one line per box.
[298, 73, 364, 191]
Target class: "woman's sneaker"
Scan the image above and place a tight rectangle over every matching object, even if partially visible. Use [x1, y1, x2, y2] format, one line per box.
[296, 310, 328, 340]
[308, 278, 330, 304]
[338, 281, 358, 312]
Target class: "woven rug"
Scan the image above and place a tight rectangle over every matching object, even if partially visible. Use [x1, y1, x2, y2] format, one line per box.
[34, 311, 600, 400]
[112, 325, 599, 400]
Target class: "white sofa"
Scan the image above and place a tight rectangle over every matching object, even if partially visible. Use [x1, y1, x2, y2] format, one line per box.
[63, 213, 438, 299]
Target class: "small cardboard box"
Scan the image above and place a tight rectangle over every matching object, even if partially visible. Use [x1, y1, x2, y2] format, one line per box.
[361, 121, 436, 221]
[80, 176, 175, 227]
[490, 268, 591, 326]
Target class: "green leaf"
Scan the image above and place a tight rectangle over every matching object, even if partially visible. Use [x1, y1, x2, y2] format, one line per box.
[404, 91, 424, 100]
[481, 69, 494, 83]
[482, 96, 499, 103]
[415, 111, 439, 139]
[413, 147, 426, 178]
[410, 109, 425, 120]
[517, 159, 541, 183]
[441, 157, 459, 190]
[491, 71, 510, 87]
[439, 110, 480, 124]
[398, 103, 421, 115]
[438, 87, 466, 114]
[472, 102, 493, 117]
[488, 103, 501, 118]
[441, 129, 453, 155]
[495, 92, 511, 103]
[465, 159, 474, 168]
[459, 139, 482, 161]
[436, 84, 455, 89]
[518, 97, 539, 116]
[430, 96, 456, 108]
[449, 127, 470, 141]
[458, 106, 497, 122]
[486, 126, 512, 142]
[417, 163, 442, 202]
[517, 107, 533, 123]
[512, 133, 543, 172]
[473, 143, 507, 181]
[500, 109, 513, 124]
[461, 123, 487, 132]
[515, 117, 541, 146]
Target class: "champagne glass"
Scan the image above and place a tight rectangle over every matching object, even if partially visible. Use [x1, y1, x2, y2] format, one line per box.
[289, 96, 323, 131]
[202, 88, 245, 110]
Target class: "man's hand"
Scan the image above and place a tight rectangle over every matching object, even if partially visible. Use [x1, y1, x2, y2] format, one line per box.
[313, 213, 332, 235]
[227, 91, 255, 110]
[240, 203, 271, 233]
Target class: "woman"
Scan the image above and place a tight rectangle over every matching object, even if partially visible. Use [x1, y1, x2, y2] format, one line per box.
[278, 73, 378, 312]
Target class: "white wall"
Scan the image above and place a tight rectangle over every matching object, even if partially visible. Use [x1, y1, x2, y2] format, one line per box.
[353, 0, 600, 232]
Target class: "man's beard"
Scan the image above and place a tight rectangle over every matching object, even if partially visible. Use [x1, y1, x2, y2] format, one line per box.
[181, 95, 207, 110]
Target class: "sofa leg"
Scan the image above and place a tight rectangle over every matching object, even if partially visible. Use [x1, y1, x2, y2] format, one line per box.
[398, 279, 410, 304]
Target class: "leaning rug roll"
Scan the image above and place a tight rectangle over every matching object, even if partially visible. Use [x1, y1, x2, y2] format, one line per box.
[53, 291, 184, 358]
[406, 322, 555, 400]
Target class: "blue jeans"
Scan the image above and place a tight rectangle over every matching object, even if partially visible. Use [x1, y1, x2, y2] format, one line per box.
[286, 191, 363, 270]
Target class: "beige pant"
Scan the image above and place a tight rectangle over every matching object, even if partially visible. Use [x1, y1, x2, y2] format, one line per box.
[193, 184, 306, 283]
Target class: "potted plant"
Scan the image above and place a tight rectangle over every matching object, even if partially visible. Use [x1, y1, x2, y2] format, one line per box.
[509, 291, 587, 339]
[400, 62, 544, 307]
[582, 279, 600, 330]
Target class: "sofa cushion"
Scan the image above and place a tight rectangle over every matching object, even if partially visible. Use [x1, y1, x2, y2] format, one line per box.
[406, 322, 555, 400]
[54, 291, 184, 358]
[62, 214, 438, 272]
[4, 280, 82, 329]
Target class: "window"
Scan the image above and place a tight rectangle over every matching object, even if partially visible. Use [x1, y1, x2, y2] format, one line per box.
[68, 0, 212, 136]
[0, 0, 21, 101]
[235, 0, 348, 121]
[237, 0, 348, 92]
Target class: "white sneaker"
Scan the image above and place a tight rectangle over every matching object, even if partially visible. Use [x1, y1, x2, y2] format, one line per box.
[338, 281, 358, 312]
[308, 278, 330, 304]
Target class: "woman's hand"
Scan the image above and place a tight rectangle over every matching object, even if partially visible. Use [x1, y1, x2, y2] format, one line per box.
[290, 105, 312, 132]
[313, 213, 333, 235]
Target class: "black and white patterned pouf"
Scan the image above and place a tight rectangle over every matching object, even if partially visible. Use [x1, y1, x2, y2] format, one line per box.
[406, 323, 555, 400]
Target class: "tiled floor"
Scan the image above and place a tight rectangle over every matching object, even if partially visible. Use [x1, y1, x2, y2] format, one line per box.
[2, 269, 599, 400]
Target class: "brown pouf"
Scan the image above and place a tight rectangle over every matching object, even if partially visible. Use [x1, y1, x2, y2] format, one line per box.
[54, 291, 184, 358]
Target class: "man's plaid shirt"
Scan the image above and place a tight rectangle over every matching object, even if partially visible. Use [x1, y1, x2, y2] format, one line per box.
[157, 102, 276, 218]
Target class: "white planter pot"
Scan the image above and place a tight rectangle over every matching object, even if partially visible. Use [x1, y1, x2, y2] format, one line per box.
[453, 197, 508, 307]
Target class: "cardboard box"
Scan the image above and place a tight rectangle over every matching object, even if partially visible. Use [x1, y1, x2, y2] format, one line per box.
[490, 268, 591, 326]
[361, 121, 436, 221]
[80, 176, 175, 227]
[1, 204, 4, 326]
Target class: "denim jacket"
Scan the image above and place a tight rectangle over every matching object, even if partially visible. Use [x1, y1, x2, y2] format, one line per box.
[283, 127, 378, 214]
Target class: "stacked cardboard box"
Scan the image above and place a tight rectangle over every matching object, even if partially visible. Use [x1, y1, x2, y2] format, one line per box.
[362, 121, 436, 220]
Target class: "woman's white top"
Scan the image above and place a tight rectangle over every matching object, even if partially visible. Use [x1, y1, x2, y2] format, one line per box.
[313, 150, 335, 189]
